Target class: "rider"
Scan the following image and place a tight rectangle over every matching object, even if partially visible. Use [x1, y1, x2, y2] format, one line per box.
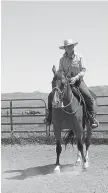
[46, 39, 99, 128]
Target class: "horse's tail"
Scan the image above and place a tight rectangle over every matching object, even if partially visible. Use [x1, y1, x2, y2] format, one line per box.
[64, 130, 74, 149]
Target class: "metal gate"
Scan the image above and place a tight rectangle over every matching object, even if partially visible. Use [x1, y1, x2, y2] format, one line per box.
[1, 99, 48, 134]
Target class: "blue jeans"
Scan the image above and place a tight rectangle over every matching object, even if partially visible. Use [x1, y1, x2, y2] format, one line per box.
[78, 80, 95, 116]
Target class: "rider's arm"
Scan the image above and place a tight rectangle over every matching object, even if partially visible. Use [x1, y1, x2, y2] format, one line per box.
[75, 56, 86, 80]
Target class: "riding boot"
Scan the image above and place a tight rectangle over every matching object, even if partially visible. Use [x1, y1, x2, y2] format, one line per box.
[78, 80, 99, 129]
[44, 92, 52, 125]
[88, 112, 99, 128]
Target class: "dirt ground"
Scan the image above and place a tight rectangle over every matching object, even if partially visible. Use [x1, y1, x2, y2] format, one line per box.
[1, 144, 108, 193]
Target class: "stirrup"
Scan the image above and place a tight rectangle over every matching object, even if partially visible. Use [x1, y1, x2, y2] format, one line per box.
[91, 118, 99, 129]
[91, 123, 98, 128]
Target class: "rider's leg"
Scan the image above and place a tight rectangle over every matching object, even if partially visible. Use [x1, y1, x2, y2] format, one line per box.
[78, 80, 99, 128]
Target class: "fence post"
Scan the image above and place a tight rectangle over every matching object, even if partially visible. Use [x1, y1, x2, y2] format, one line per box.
[45, 108, 48, 136]
[10, 100, 13, 134]
[48, 125, 50, 137]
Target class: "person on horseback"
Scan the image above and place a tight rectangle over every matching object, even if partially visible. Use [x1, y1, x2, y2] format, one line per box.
[46, 39, 99, 128]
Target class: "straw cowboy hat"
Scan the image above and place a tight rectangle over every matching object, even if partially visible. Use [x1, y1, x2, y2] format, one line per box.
[59, 39, 78, 49]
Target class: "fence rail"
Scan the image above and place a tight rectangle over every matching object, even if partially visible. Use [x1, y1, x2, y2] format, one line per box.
[1, 99, 48, 135]
[96, 95, 108, 126]
[1, 95, 108, 135]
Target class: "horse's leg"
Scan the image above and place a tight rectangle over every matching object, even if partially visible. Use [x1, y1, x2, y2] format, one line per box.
[53, 124, 62, 171]
[54, 140, 62, 170]
[77, 138, 86, 169]
[75, 119, 85, 166]
[54, 141, 62, 172]
[84, 123, 92, 168]
[76, 150, 81, 165]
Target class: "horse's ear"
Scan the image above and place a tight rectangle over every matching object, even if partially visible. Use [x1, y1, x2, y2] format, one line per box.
[52, 65, 56, 76]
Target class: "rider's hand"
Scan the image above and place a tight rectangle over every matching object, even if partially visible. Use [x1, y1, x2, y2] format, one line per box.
[70, 77, 77, 85]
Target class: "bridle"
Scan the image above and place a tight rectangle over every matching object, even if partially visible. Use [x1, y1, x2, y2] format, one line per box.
[52, 78, 82, 115]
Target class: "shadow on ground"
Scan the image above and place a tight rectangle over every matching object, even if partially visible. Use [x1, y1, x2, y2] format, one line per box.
[4, 163, 76, 180]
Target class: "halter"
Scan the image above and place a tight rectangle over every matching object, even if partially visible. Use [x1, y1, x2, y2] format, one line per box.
[52, 81, 82, 115]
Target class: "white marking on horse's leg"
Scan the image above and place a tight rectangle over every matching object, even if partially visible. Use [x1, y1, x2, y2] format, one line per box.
[76, 151, 81, 163]
[75, 151, 81, 166]
[81, 151, 89, 170]
[85, 150, 89, 161]
[85, 150, 89, 168]
[54, 165, 60, 173]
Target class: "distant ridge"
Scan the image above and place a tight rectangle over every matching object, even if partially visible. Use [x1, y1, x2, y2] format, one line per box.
[1, 91, 48, 103]
[89, 85, 108, 96]
[1, 85, 108, 102]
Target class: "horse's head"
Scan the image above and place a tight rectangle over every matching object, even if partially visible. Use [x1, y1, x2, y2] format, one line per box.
[52, 68, 71, 108]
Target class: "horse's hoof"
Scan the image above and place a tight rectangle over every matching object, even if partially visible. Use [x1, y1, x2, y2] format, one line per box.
[75, 159, 81, 166]
[76, 158, 81, 163]
[82, 161, 89, 170]
[85, 161, 89, 168]
[54, 165, 60, 173]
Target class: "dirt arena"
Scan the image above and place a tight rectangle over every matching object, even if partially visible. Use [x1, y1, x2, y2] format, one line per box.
[1, 143, 108, 193]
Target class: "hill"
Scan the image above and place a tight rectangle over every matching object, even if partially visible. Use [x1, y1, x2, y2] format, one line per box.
[89, 85, 108, 97]
[1, 91, 48, 103]
[1, 85, 108, 102]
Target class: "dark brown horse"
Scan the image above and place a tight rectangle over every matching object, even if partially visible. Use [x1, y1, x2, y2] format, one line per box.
[51, 68, 92, 171]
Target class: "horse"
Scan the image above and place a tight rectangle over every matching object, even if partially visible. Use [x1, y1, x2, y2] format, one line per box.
[51, 67, 92, 172]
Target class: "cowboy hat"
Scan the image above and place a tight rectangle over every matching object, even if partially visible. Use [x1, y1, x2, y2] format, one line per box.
[59, 39, 78, 49]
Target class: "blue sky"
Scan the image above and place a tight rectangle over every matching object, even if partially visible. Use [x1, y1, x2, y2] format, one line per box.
[1, 1, 108, 93]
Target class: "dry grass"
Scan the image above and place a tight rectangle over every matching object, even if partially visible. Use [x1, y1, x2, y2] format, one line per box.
[1, 129, 108, 146]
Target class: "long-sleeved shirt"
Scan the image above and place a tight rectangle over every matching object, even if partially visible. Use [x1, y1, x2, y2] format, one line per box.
[59, 53, 86, 81]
